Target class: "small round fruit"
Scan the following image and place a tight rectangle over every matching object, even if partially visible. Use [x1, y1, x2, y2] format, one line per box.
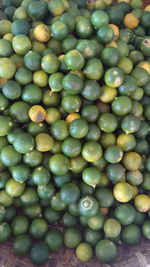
[76, 243, 93, 262]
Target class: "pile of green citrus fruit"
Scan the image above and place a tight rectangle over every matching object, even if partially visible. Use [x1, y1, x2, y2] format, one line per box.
[0, 0, 150, 264]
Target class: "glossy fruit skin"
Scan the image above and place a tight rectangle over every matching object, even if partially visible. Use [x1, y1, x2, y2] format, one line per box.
[65, 49, 85, 71]
[0, 222, 11, 243]
[95, 188, 114, 208]
[82, 141, 102, 163]
[45, 229, 64, 251]
[106, 163, 125, 183]
[113, 182, 133, 203]
[84, 227, 102, 246]
[114, 204, 136, 225]
[95, 239, 117, 263]
[104, 145, 123, 164]
[104, 67, 124, 87]
[60, 183, 80, 204]
[13, 235, 32, 256]
[13, 133, 35, 154]
[98, 113, 118, 133]
[63, 73, 83, 95]
[91, 10, 109, 28]
[62, 137, 81, 158]
[49, 153, 70, 175]
[78, 195, 99, 218]
[97, 25, 114, 44]
[30, 243, 49, 265]
[142, 221, 150, 239]
[69, 119, 88, 139]
[51, 120, 69, 141]
[12, 216, 29, 236]
[76, 242, 93, 262]
[83, 58, 103, 80]
[0, 116, 12, 137]
[112, 96, 132, 116]
[121, 224, 141, 245]
[2, 80, 21, 100]
[30, 218, 48, 239]
[100, 47, 120, 67]
[82, 80, 101, 100]
[1, 145, 22, 167]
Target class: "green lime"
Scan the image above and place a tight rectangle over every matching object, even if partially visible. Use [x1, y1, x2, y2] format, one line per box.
[30, 218, 48, 239]
[88, 213, 105, 230]
[51, 120, 69, 141]
[37, 183, 55, 200]
[6, 179, 25, 197]
[13, 133, 35, 154]
[82, 141, 102, 162]
[101, 47, 120, 67]
[50, 193, 66, 211]
[142, 221, 150, 239]
[49, 153, 70, 175]
[51, 20, 69, 41]
[100, 133, 116, 149]
[91, 10, 109, 28]
[69, 118, 88, 139]
[2, 80, 21, 100]
[82, 167, 102, 187]
[81, 80, 101, 100]
[62, 137, 81, 158]
[121, 224, 141, 245]
[30, 243, 49, 265]
[76, 243, 93, 262]
[104, 67, 124, 88]
[10, 101, 30, 123]
[104, 145, 123, 164]
[61, 94, 82, 113]
[20, 187, 39, 206]
[45, 229, 63, 251]
[83, 58, 103, 80]
[0, 116, 12, 137]
[112, 96, 132, 116]
[23, 204, 42, 219]
[64, 227, 82, 248]
[0, 57, 16, 79]
[117, 133, 136, 152]
[126, 170, 143, 185]
[78, 195, 99, 217]
[0, 39, 13, 57]
[60, 183, 80, 204]
[22, 83, 42, 104]
[104, 218, 121, 238]
[106, 163, 125, 183]
[76, 39, 96, 59]
[63, 72, 83, 95]
[41, 53, 60, 74]
[13, 235, 32, 256]
[114, 204, 136, 225]
[44, 207, 61, 224]
[0, 222, 11, 243]
[1, 145, 22, 167]
[84, 227, 102, 246]
[23, 149, 43, 167]
[12, 215, 29, 236]
[12, 34, 31, 55]
[121, 115, 141, 134]
[32, 166, 51, 185]
[123, 152, 142, 171]
[95, 188, 114, 208]
[98, 113, 118, 133]
[95, 239, 117, 263]
[0, 190, 13, 207]
[49, 72, 64, 92]
[97, 25, 114, 44]
[64, 49, 85, 70]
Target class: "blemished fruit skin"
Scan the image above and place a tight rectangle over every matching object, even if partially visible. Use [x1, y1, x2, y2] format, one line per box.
[0, 0, 150, 265]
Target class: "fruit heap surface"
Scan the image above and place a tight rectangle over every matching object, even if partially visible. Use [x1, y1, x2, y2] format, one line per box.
[0, 0, 150, 264]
